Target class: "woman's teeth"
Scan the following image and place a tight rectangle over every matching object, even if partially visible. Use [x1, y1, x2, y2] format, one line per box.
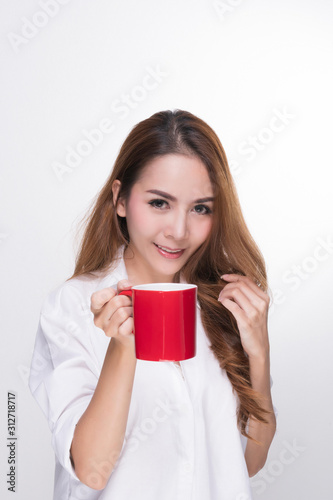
[155, 244, 182, 254]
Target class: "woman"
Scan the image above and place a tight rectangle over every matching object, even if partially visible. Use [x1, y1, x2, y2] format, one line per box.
[29, 109, 277, 500]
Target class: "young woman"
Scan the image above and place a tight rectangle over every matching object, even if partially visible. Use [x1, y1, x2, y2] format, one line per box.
[29, 109, 277, 500]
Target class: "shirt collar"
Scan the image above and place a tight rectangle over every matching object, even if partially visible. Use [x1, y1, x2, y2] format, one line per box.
[100, 244, 128, 290]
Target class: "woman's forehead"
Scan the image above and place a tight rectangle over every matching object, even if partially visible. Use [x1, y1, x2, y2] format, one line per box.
[135, 154, 214, 196]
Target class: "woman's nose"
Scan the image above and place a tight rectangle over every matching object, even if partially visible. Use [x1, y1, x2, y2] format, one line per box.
[163, 210, 189, 240]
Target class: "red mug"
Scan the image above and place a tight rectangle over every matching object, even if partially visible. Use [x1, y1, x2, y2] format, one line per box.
[119, 283, 197, 361]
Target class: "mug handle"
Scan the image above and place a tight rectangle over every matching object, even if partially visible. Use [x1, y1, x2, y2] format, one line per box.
[118, 290, 133, 298]
[118, 289, 134, 334]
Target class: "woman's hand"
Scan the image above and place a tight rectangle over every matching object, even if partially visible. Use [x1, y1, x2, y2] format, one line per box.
[91, 279, 134, 349]
[218, 274, 271, 360]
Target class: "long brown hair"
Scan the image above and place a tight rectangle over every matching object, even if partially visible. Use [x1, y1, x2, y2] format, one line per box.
[70, 109, 273, 443]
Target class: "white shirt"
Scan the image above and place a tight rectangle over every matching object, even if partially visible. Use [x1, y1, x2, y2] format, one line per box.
[29, 246, 275, 500]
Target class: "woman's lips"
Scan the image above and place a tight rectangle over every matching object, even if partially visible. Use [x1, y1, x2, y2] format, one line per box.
[153, 243, 185, 259]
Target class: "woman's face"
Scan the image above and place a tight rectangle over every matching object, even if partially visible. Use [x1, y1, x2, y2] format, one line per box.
[113, 154, 214, 284]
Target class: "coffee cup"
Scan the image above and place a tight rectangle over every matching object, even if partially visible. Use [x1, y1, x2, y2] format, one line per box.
[119, 283, 197, 361]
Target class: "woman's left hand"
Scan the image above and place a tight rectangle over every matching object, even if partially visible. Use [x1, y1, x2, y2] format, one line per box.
[218, 274, 271, 360]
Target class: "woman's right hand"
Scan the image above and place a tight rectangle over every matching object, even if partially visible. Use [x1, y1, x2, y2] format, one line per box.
[90, 279, 134, 349]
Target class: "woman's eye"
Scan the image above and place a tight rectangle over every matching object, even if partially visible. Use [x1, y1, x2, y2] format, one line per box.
[193, 204, 212, 215]
[148, 199, 168, 209]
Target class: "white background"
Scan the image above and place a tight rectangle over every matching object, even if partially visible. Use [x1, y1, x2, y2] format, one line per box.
[1, 0, 333, 499]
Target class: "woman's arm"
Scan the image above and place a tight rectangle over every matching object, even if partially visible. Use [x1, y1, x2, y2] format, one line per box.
[244, 352, 276, 477]
[71, 338, 136, 490]
[70, 280, 136, 490]
[218, 274, 277, 476]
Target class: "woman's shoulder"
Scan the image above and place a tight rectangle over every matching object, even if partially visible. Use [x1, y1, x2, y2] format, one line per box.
[40, 258, 126, 317]
[39, 274, 99, 319]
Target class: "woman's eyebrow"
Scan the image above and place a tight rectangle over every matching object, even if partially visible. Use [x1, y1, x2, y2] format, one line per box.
[146, 189, 214, 203]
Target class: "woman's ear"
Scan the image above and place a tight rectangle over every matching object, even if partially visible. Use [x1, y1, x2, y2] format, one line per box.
[111, 180, 126, 217]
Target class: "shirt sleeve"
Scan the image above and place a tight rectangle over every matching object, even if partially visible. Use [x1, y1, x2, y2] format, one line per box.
[29, 282, 102, 481]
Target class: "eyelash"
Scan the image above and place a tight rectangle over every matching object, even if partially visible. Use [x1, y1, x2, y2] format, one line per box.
[148, 199, 212, 215]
